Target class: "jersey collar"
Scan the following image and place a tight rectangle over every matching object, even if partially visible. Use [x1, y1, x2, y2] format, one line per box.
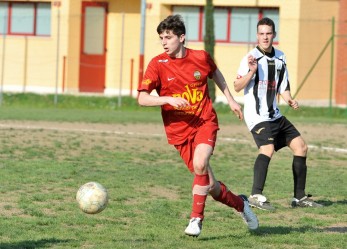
[256, 46, 275, 57]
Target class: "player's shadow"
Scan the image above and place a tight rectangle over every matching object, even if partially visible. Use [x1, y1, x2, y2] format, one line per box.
[200, 225, 325, 241]
[253, 225, 346, 235]
[316, 199, 347, 206]
[252, 225, 326, 235]
[0, 238, 71, 249]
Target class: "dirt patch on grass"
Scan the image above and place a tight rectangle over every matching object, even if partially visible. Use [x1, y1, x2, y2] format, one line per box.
[1, 120, 346, 150]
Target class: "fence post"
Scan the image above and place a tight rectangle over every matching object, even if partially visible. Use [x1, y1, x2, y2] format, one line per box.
[54, 4, 61, 105]
[329, 16, 335, 114]
[118, 13, 125, 108]
[0, 15, 7, 106]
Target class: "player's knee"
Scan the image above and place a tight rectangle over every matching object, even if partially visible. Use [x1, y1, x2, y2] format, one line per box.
[194, 161, 209, 174]
[259, 146, 274, 158]
[193, 164, 207, 174]
[296, 138, 308, 155]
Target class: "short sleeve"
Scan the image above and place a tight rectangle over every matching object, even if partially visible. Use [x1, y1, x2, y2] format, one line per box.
[237, 54, 252, 78]
[137, 58, 160, 93]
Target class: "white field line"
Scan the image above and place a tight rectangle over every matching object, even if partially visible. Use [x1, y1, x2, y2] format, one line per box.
[1, 123, 347, 154]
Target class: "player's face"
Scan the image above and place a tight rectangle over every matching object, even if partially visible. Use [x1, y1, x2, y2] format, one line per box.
[257, 24, 276, 53]
[159, 30, 185, 58]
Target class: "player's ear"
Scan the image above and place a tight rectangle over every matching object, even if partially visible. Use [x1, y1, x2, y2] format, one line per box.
[180, 34, 185, 43]
[273, 31, 277, 39]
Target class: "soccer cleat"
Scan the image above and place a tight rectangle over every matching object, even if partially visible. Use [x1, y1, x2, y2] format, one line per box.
[184, 217, 202, 237]
[248, 194, 276, 211]
[239, 195, 259, 230]
[291, 195, 323, 208]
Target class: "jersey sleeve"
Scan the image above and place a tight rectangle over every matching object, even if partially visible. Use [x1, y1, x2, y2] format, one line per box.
[137, 58, 160, 93]
[236, 54, 250, 78]
[278, 55, 290, 94]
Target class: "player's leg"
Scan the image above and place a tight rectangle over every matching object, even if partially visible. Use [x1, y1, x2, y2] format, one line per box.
[280, 117, 322, 208]
[253, 144, 274, 195]
[183, 143, 212, 237]
[288, 135, 323, 207]
[288, 135, 308, 200]
[249, 122, 275, 210]
[208, 167, 243, 212]
[208, 166, 258, 230]
[175, 140, 212, 237]
[190, 143, 212, 218]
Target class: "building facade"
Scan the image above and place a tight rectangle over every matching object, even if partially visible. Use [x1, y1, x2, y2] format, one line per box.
[0, 0, 345, 106]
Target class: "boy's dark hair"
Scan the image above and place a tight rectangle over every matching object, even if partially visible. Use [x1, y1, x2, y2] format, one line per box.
[157, 14, 186, 37]
[257, 17, 276, 33]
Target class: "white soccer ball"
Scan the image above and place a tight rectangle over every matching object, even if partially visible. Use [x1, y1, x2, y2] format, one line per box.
[76, 182, 109, 214]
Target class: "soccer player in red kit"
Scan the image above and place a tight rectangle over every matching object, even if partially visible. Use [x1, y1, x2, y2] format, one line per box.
[137, 15, 258, 237]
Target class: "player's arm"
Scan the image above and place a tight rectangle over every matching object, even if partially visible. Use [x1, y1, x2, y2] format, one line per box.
[212, 68, 243, 120]
[137, 60, 189, 108]
[280, 90, 299, 110]
[234, 55, 257, 92]
[138, 91, 190, 108]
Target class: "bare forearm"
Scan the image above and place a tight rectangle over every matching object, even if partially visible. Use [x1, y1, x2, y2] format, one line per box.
[213, 70, 236, 102]
[280, 90, 293, 104]
[212, 69, 243, 120]
[234, 70, 255, 92]
[138, 91, 190, 108]
[138, 92, 170, 107]
[281, 90, 299, 110]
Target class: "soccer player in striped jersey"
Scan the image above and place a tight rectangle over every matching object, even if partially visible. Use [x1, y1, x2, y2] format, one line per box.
[234, 17, 323, 210]
[138, 14, 258, 237]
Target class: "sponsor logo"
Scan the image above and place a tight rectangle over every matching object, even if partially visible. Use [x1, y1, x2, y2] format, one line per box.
[268, 138, 274, 141]
[255, 127, 265, 134]
[172, 85, 203, 104]
[194, 71, 201, 80]
[168, 77, 175, 81]
[158, 59, 168, 63]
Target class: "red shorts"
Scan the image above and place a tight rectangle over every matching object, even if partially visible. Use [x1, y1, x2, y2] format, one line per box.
[174, 123, 219, 173]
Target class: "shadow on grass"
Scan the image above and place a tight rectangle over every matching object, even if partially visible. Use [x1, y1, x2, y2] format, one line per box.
[198, 226, 324, 241]
[317, 199, 347, 207]
[191, 224, 346, 241]
[0, 238, 71, 249]
[250, 225, 319, 235]
[198, 234, 239, 241]
[320, 226, 347, 233]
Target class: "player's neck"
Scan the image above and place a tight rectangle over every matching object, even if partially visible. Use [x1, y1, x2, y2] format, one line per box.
[173, 46, 186, 59]
[258, 45, 272, 53]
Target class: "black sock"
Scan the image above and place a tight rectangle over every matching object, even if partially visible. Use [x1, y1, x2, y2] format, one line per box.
[292, 155, 307, 199]
[251, 154, 271, 195]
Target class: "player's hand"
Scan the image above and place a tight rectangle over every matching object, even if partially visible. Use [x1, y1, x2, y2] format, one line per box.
[288, 99, 299, 110]
[248, 55, 258, 73]
[230, 102, 243, 121]
[168, 97, 190, 108]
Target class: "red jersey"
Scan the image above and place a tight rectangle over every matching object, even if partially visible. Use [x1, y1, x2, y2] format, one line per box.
[138, 48, 219, 145]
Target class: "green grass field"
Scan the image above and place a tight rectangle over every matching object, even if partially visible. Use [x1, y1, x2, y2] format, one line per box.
[0, 94, 346, 249]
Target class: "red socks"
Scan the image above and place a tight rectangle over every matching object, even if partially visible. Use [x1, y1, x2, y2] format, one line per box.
[212, 181, 244, 212]
[191, 174, 210, 220]
[190, 176, 245, 220]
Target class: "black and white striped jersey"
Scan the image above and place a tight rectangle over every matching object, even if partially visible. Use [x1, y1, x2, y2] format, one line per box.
[237, 46, 290, 131]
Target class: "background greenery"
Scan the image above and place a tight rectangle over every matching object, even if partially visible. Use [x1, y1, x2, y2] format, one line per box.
[0, 93, 346, 124]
